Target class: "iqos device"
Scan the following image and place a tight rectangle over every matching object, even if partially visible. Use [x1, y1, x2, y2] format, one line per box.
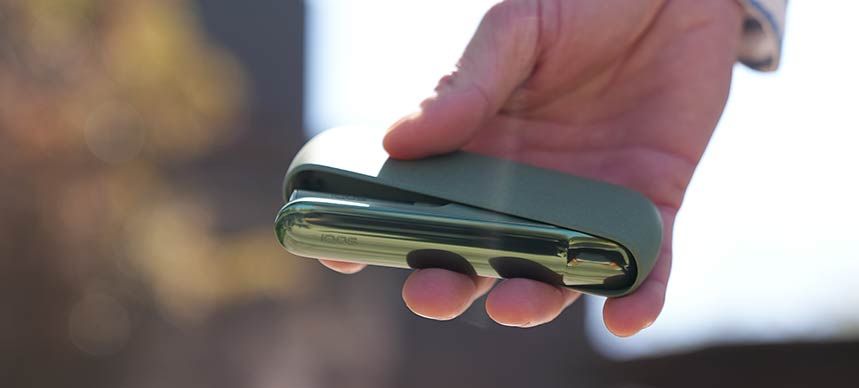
[276, 190, 635, 290]
[275, 127, 662, 297]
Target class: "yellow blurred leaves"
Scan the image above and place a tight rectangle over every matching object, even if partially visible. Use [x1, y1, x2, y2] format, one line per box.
[2, 0, 247, 161]
[1, 0, 303, 329]
[125, 195, 309, 325]
[101, 0, 247, 160]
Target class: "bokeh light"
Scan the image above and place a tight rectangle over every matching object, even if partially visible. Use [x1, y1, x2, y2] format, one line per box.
[1, 1, 310, 385]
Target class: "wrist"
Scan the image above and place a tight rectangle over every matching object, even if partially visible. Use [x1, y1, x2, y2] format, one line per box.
[733, 0, 788, 71]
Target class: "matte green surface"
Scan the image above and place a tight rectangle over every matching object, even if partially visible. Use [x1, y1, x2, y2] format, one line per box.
[281, 126, 663, 297]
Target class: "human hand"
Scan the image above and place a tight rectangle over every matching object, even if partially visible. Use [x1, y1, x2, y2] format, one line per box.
[322, 0, 743, 336]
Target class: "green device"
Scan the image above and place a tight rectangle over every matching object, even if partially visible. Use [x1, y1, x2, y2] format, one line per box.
[275, 126, 662, 297]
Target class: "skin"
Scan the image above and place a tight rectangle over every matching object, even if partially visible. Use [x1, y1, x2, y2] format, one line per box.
[321, 0, 743, 336]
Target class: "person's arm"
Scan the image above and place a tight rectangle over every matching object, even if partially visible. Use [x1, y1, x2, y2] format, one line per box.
[323, 0, 785, 336]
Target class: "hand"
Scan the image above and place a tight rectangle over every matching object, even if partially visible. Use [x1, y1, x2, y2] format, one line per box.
[322, 0, 742, 336]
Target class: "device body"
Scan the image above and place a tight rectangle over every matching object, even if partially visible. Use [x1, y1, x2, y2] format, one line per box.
[276, 126, 662, 297]
[276, 190, 635, 290]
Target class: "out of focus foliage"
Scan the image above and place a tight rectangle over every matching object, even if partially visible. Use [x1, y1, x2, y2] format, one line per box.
[1, 0, 247, 160]
[0, 0, 305, 356]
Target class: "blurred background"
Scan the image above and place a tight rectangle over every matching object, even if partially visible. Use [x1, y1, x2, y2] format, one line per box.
[1, 1, 857, 387]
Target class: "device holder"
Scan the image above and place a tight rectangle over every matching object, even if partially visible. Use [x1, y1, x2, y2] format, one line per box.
[282, 126, 663, 297]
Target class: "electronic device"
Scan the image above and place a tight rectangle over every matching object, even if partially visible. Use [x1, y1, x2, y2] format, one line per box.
[274, 127, 662, 296]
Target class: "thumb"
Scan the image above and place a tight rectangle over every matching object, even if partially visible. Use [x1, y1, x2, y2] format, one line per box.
[383, 2, 540, 159]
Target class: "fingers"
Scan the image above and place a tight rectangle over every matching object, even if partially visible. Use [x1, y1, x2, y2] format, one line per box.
[602, 207, 676, 336]
[485, 278, 581, 328]
[402, 268, 495, 320]
[402, 270, 583, 327]
[602, 271, 666, 336]
[383, 1, 541, 159]
[319, 259, 366, 274]
[323, 206, 676, 335]
[321, 257, 497, 320]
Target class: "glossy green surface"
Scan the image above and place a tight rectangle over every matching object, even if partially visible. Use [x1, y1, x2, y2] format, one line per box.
[275, 190, 635, 290]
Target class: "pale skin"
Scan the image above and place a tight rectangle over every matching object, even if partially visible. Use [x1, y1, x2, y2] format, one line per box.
[320, 0, 744, 336]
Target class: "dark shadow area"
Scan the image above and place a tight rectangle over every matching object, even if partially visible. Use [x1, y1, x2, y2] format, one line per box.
[407, 249, 477, 276]
[489, 256, 564, 285]
[606, 341, 859, 388]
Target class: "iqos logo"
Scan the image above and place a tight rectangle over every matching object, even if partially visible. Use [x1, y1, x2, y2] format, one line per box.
[321, 233, 358, 245]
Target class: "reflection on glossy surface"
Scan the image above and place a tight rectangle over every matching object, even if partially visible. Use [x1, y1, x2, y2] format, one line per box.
[276, 190, 634, 290]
